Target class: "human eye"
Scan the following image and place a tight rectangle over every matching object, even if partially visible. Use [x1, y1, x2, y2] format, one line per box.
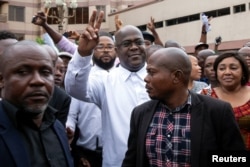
[96, 45, 104, 49]
[230, 65, 238, 70]
[107, 45, 114, 50]
[41, 68, 53, 76]
[121, 41, 131, 47]
[205, 63, 212, 68]
[147, 69, 155, 76]
[15, 67, 29, 76]
[135, 39, 144, 45]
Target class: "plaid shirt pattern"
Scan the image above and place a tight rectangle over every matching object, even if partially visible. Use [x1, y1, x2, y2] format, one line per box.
[146, 95, 192, 167]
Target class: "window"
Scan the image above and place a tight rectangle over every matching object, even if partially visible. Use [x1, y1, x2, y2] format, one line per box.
[165, 13, 199, 26]
[154, 21, 163, 28]
[204, 7, 230, 18]
[166, 18, 177, 26]
[68, 7, 89, 24]
[96, 5, 106, 22]
[47, 7, 59, 24]
[9, 5, 25, 22]
[234, 4, 245, 13]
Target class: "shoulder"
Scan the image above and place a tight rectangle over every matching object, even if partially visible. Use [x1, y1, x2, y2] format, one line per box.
[191, 92, 230, 108]
[132, 100, 158, 115]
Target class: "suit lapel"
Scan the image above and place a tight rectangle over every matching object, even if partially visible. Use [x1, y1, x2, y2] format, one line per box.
[0, 102, 30, 167]
[190, 93, 204, 166]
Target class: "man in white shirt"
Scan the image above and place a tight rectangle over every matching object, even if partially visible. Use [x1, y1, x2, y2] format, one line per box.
[65, 11, 150, 167]
[66, 31, 116, 167]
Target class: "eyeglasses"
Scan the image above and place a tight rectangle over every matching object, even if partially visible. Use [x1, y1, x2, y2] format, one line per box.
[117, 39, 144, 48]
[95, 45, 115, 52]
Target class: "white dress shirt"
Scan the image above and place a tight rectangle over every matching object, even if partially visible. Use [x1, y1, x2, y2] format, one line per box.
[66, 97, 102, 150]
[65, 51, 150, 167]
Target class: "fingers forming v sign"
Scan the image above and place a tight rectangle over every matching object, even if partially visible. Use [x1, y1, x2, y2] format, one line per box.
[78, 10, 104, 56]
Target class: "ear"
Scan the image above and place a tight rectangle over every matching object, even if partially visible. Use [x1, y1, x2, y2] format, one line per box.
[171, 70, 183, 84]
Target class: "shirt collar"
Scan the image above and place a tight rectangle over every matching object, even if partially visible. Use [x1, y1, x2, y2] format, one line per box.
[119, 64, 147, 82]
[161, 91, 192, 113]
[2, 99, 57, 129]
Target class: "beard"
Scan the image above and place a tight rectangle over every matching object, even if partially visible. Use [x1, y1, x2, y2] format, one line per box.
[21, 103, 48, 118]
[93, 55, 116, 70]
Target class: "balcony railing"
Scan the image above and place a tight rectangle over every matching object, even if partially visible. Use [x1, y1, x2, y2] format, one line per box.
[0, 13, 7, 22]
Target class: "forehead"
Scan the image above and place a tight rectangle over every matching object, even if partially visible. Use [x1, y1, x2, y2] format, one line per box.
[118, 28, 143, 41]
[99, 36, 114, 44]
[189, 56, 198, 62]
[219, 57, 240, 65]
[5, 45, 52, 65]
[205, 56, 218, 63]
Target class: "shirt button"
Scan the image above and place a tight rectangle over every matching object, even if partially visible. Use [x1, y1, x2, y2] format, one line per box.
[167, 134, 171, 138]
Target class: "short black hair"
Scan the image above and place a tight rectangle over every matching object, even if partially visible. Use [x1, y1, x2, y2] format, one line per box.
[0, 30, 17, 40]
[214, 51, 249, 86]
[98, 31, 114, 41]
[141, 31, 155, 43]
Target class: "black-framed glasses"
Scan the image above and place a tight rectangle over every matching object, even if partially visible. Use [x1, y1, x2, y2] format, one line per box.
[95, 45, 115, 52]
[117, 39, 144, 48]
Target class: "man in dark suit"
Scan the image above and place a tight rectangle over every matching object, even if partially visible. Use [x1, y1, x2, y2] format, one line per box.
[0, 40, 73, 167]
[122, 48, 246, 167]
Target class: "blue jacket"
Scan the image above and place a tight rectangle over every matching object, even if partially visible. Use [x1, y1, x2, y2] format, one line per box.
[0, 102, 74, 167]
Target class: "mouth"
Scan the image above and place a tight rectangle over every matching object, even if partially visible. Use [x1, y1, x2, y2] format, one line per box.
[101, 56, 112, 61]
[25, 91, 49, 102]
[128, 54, 141, 58]
[54, 78, 62, 83]
[223, 77, 233, 82]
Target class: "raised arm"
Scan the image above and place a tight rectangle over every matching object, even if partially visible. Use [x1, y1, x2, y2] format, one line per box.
[147, 17, 163, 46]
[32, 11, 62, 44]
[115, 14, 123, 32]
[32, 11, 77, 54]
[64, 10, 104, 105]
[77, 10, 104, 56]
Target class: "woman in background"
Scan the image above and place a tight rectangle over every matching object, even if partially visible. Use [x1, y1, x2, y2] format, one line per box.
[200, 51, 250, 150]
[188, 55, 208, 92]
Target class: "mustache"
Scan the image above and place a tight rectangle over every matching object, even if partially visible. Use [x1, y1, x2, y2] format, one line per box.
[25, 90, 50, 98]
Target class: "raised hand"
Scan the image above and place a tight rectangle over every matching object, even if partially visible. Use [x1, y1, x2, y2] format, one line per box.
[115, 14, 123, 31]
[78, 10, 104, 56]
[67, 30, 80, 40]
[147, 16, 155, 32]
[32, 11, 47, 27]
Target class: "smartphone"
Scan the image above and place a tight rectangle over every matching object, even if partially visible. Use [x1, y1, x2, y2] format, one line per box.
[31, 16, 37, 23]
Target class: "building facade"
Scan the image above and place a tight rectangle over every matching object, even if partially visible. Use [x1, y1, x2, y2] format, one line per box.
[1, 0, 250, 53]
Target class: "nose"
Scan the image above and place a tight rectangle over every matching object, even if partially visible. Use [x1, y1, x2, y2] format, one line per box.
[30, 71, 45, 85]
[144, 74, 149, 83]
[224, 67, 232, 74]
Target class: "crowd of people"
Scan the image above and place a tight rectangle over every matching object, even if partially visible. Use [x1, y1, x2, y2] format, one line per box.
[0, 9, 249, 167]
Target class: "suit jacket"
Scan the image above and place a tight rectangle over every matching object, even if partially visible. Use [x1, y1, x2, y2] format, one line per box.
[49, 86, 71, 126]
[122, 92, 245, 167]
[0, 102, 74, 167]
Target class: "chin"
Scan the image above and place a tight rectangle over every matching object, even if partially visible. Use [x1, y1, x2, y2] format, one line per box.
[23, 104, 48, 116]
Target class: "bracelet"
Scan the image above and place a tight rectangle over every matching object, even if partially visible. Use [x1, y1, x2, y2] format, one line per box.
[202, 31, 207, 34]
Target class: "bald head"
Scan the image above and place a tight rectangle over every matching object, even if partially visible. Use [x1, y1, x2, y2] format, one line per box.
[164, 40, 181, 48]
[150, 47, 192, 84]
[238, 46, 250, 54]
[0, 39, 18, 56]
[115, 25, 143, 45]
[0, 40, 52, 73]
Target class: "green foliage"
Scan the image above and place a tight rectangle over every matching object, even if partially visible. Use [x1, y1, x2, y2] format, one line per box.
[35, 37, 45, 45]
